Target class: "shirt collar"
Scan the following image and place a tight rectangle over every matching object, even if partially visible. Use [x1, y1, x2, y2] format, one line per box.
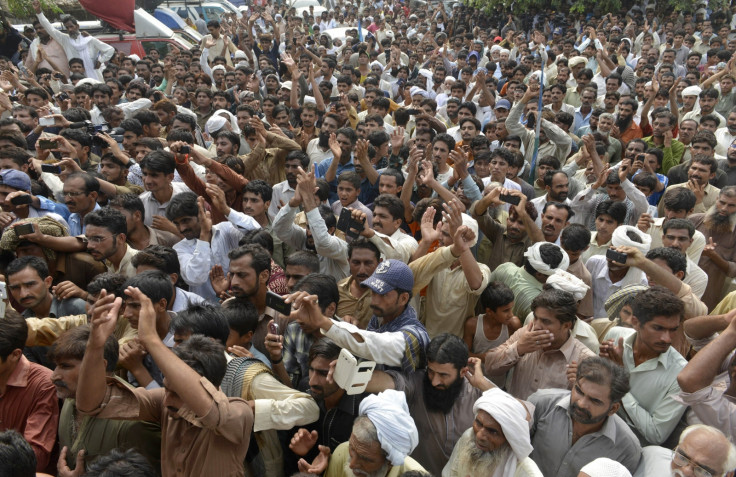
[624, 332, 673, 369]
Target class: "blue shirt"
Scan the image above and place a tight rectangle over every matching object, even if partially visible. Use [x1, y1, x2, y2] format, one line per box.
[367, 305, 429, 373]
[68, 202, 101, 236]
[316, 154, 356, 203]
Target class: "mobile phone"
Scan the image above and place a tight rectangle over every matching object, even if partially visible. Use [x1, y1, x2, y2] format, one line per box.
[336, 208, 352, 232]
[347, 216, 365, 239]
[265, 290, 292, 316]
[499, 193, 521, 206]
[10, 194, 32, 206]
[41, 163, 62, 174]
[268, 321, 279, 335]
[14, 222, 34, 235]
[39, 116, 55, 127]
[38, 139, 56, 150]
[606, 248, 628, 264]
[53, 72, 63, 79]
[329, 96, 341, 102]
[180, 145, 190, 154]
[406, 108, 421, 115]
[636, 154, 645, 162]
[333, 348, 376, 395]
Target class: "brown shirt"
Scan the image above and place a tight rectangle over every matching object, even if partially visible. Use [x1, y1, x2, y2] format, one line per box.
[691, 212, 736, 310]
[54, 251, 106, 289]
[82, 376, 253, 477]
[566, 259, 594, 318]
[336, 276, 373, 329]
[471, 201, 532, 271]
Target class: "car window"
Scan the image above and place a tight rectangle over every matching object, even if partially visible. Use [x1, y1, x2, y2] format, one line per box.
[140, 40, 172, 58]
[203, 6, 222, 21]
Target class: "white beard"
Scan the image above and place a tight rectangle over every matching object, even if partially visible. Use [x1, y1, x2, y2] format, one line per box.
[454, 434, 510, 476]
[342, 460, 391, 477]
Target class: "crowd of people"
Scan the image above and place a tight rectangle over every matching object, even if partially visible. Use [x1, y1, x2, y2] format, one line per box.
[1, 0, 736, 476]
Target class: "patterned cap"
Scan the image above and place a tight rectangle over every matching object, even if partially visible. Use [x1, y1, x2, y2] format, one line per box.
[361, 259, 414, 295]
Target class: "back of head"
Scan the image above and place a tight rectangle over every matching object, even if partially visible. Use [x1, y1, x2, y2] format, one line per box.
[83, 448, 157, 477]
[123, 270, 174, 309]
[293, 273, 340, 314]
[172, 334, 227, 387]
[0, 430, 36, 477]
[426, 333, 468, 371]
[171, 304, 230, 346]
[560, 223, 592, 252]
[0, 310, 27, 361]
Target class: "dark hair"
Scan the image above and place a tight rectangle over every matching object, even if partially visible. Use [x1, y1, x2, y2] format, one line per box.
[131, 245, 181, 277]
[662, 218, 695, 238]
[165, 191, 199, 221]
[632, 171, 658, 192]
[172, 334, 227, 387]
[308, 337, 342, 363]
[0, 310, 27, 361]
[426, 333, 468, 370]
[223, 298, 259, 337]
[228, 244, 271, 277]
[87, 272, 127, 298]
[285, 251, 320, 274]
[348, 237, 380, 262]
[576, 356, 630, 404]
[108, 193, 145, 219]
[479, 282, 514, 312]
[646, 247, 687, 277]
[140, 150, 176, 175]
[662, 187, 696, 213]
[524, 243, 564, 275]
[0, 430, 36, 477]
[631, 285, 684, 326]
[171, 304, 230, 346]
[120, 118, 144, 136]
[531, 288, 578, 325]
[380, 169, 405, 189]
[66, 171, 100, 194]
[123, 270, 174, 309]
[292, 273, 340, 314]
[49, 324, 119, 372]
[690, 154, 718, 174]
[595, 200, 627, 224]
[433, 132, 456, 151]
[285, 150, 310, 169]
[372, 194, 404, 221]
[7, 255, 49, 280]
[166, 128, 194, 145]
[84, 207, 127, 236]
[133, 110, 160, 127]
[542, 201, 574, 221]
[560, 223, 592, 252]
[244, 179, 272, 202]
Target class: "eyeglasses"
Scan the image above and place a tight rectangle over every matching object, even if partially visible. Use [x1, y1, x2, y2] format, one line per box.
[63, 190, 87, 197]
[86, 235, 113, 244]
[672, 448, 721, 477]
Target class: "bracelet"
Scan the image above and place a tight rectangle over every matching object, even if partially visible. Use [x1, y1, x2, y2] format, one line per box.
[175, 154, 189, 165]
[271, 356, 283, 365]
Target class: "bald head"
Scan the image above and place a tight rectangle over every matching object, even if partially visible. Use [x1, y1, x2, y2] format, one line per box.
[673, 425, 736, 477]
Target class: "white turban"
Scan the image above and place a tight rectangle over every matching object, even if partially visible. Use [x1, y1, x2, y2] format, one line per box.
[359, 390, 419, 466]
[580, 458, 632, 477]
[370, 60, 384, 72]
[418, 68, 434, 91]
[409, 86, 429, 98]
[546, 269, 589, 302]
[500, 48, 510, 55]
[611, 225, 651, 254]
[523, 242, 570, 275]
[205, 115, 227, 135]
[568, 56, 587, 68]
[212, 65, 226, 73]
[681, 85, 702, 97]
[473, 388, 533, 477]
[206, 109, 241, 135]
[490, 44, 502, 53]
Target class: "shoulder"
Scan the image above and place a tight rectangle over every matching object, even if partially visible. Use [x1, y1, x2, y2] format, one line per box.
[528, 388, 569, 410]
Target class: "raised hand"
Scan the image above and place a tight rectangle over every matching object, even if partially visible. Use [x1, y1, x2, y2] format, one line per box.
[89, 290, 122, 348]
[57, 447, 85, 477]
[289, 429, 319, 457]
[297, 445, 330, 474]
[599, 337, 624, 366]
[53, 280, 87, 300]
[209, 264, 230, 298]
[264, 319, 283, 363]
[516, 322, 555, 356]
[419, 206, 442, 243]
[328, 133, 342, 162]
[637, 212, 654, 233]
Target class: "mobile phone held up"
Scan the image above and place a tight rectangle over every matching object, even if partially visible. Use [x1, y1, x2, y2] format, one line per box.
[265, 290, 291, 316]
[606, 248, 628, 264]
[499, 193, 520, 206]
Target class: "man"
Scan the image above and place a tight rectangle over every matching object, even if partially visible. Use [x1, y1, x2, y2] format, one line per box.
[528, 357, 641, 477]
[0, 168, 68, 232]
[616, 98, 643, 144]
[366, 334, 495, 475]
[269, 151, 309, 221]
[642, 111, 685, 174]
[64, 172, 100, 237]
[76, 287, 253, 476]
[715, 110, 736, 158]
[24, 18, 69, 76]
[633, 424, 736, 477]
[337, 238, 381, 329]
[138, 151, 191, 227]
[581, 200, 627, 264]
[320, 390, 425, 476]
[540, 202, 574, 244]
[200, 20, 238, 67]
[690, 186, 736, 310]
[531, 170, 572, 225]
[443, 388, 541, 477]
[33, 0, 114, 80]
[351, 194, 419, 264]
[0, 311, 58, 472]
[586, 225, 651, 318]
[599, 286, 688, 446]
[489, 242, 569, 320]
[683, 88, 727, 126]
[663, 155, 721, 215]
[84, 207, 139, 278]
[49, 325, 161, 473]
[108, 194, 179, 251]
[659, 219, 708, 299]
[485, 288, 595, 400]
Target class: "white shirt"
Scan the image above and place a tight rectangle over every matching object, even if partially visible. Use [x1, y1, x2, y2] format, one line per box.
[306, 137, 332, 168]
[715, 126, 736, 157]
[368, 228, 419, 263]
[90, 99, 153, 125]
[531, 193, 572, 227]
[269, 180, 295, 221]
[139, 182, 192, 227]
[684, 258, 708, 300]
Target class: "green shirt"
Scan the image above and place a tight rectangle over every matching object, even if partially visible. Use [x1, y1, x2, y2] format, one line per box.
[642, 136, 685, 175]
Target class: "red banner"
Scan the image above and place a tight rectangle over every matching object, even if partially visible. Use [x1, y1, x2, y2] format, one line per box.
[77, 0, 135, 32]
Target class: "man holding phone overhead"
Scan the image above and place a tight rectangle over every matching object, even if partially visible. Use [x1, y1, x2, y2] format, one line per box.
[0, 169, 69, 233]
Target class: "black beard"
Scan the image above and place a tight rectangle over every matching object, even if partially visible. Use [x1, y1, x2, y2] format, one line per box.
[423, 371, 464, 414]
[616, 114, 632, 132]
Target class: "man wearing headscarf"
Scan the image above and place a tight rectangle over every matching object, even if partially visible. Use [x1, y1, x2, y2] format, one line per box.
[321, 390, 426, 476]
[442, 388, 542, 477]
[486, 288, 596, 400]
[585, 225, 651, 318]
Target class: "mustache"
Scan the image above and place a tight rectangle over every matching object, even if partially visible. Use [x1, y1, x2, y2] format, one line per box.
[53, 381, 68, 389]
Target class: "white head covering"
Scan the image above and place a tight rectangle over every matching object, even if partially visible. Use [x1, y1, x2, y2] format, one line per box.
[409, 86, 429, 98]
[569, 56, 587, 68]
[205, 115, 227, 135]
[473, 388, 533, 477]
[546, 269, 589, 302]
[523, 242, 570, 275]
[611, 225, 651, 254]
[459, 214, 479, 248]
[681, 85, 702, 97]
[128, 54, 141, 63]
[206, 109, 241, 135]
[370, 60, 384, 72]
[358, 390, 419, 466]
[418, 68, 435, 91]
[211, 65, 226, 73]
[580, 458, 632, 477]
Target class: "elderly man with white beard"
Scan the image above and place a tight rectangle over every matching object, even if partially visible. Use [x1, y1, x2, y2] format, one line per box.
[442, 388, 542, 477]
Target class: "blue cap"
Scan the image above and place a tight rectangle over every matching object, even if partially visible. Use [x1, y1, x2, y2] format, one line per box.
[553, 27, 563, 35]
[361, 259, 414, 295]
[0, 169, 30, 192]
[495, 99, 511, 110]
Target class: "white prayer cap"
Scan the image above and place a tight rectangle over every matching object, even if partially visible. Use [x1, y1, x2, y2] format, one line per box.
[458, 214, 479, 248]
[580, 458, 632, 477]
[128, 54, 141, 62]
[523, 242, 570, 275]
[473, 389, 533, 466]
[204, 115, 227, 135]
[358, 390, 419, 466]
[681, 85, 702, 97]
[568, 56, 587, 68]
[409, 86, 428, 98]
[611, 225, 652, 254]
[546, 269, 589, 302]
[212, 65, 226, 73]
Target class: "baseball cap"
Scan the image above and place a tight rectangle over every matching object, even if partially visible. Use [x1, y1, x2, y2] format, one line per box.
[553, 27, 563, 35]
[281, 81, 292, 91]
[493, 36, 502, 42]
[495, 99, 511, 110]
[0, 169, 30, 192]
[361, 259, 414, 295]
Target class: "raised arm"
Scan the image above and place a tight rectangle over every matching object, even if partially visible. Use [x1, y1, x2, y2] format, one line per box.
[678, 311, 736, 392]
